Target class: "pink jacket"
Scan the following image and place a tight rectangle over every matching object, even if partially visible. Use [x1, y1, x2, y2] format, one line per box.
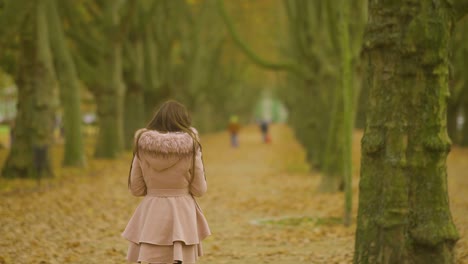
[122, 128, 210, 246]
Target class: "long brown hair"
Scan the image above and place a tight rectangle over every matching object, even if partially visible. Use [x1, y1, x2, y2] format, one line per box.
[128, 100, 201, 188]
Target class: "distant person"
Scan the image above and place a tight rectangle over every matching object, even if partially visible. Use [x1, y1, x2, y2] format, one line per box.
[122, 100, 210, 264]
[228, 115, 240, 148]
[260, 119, 270, 143]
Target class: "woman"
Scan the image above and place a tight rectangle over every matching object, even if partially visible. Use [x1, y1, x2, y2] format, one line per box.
[122, 100, 211, 264]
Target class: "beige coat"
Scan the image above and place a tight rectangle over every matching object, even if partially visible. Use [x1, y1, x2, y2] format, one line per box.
[122, 128, 210, 246]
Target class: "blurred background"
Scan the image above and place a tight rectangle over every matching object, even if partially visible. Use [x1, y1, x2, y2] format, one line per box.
[0, 0, 293, 170]
[1, 0, 467, 180]
[1, 0, 468, 175]
[1, 0, 468, 263]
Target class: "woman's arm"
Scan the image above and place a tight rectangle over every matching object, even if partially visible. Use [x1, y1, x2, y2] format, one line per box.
[189, 148, 207, 197]
[129, 156, 147, 196]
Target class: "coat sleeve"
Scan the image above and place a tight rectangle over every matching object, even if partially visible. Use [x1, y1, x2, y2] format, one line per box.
[129, 155, 147, 196]
[189, 148, 207, 197]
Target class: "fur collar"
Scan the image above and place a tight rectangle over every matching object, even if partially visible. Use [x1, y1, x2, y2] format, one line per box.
[136, 128, 198, 156]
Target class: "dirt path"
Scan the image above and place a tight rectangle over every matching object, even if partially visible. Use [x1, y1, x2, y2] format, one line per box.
[0, 124, 467, 263]
[197, 125, 357, 264]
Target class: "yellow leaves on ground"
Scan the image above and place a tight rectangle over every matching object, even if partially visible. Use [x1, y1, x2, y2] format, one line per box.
[0, 124, 467, 263]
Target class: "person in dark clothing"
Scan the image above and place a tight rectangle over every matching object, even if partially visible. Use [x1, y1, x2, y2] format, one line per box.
[260, 120, 270, 143]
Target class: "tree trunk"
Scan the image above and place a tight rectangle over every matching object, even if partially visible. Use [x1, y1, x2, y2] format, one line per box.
[153, 1, 173, 104]
[319, 84, 344, 192]
[124, 85, 144, 148]
[2, 0, 55, 179]
[142, 24, 159, 119]
[354, 1, 460, 263]
[338, 0, 353, 226]
[282, 1, 324, 172]
[123, 38, 145, 150]
[316, 1, 347, 192]
[93, 5, 125, 159]
[46, 0, 86, 166]
[93, 53, 125, 159]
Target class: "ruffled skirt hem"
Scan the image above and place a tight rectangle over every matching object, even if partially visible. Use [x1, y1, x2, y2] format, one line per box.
[127, 241, 203, 264]
[122, 195, 211, 246]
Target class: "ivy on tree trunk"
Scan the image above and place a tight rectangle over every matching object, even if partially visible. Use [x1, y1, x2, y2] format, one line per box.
[354, 1, 465, 263]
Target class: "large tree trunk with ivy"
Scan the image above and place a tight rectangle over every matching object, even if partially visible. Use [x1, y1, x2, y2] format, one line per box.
[46, 0, 85, 166]
[354, 1, 465, 263]
[2, 0, 55, 178]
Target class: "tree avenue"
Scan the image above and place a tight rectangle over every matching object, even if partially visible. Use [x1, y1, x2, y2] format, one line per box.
[2, 0, 56, 178]
[1, 1, 468, 262]
[354, 1, 468, 263]
[0, 0, 262, 178]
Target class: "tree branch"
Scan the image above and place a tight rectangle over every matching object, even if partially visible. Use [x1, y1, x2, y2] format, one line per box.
[452, 0, 468, 21]
[0, 0, 33, 50]
[118, 0, 138, 42]
[216, 0, 307, 78]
